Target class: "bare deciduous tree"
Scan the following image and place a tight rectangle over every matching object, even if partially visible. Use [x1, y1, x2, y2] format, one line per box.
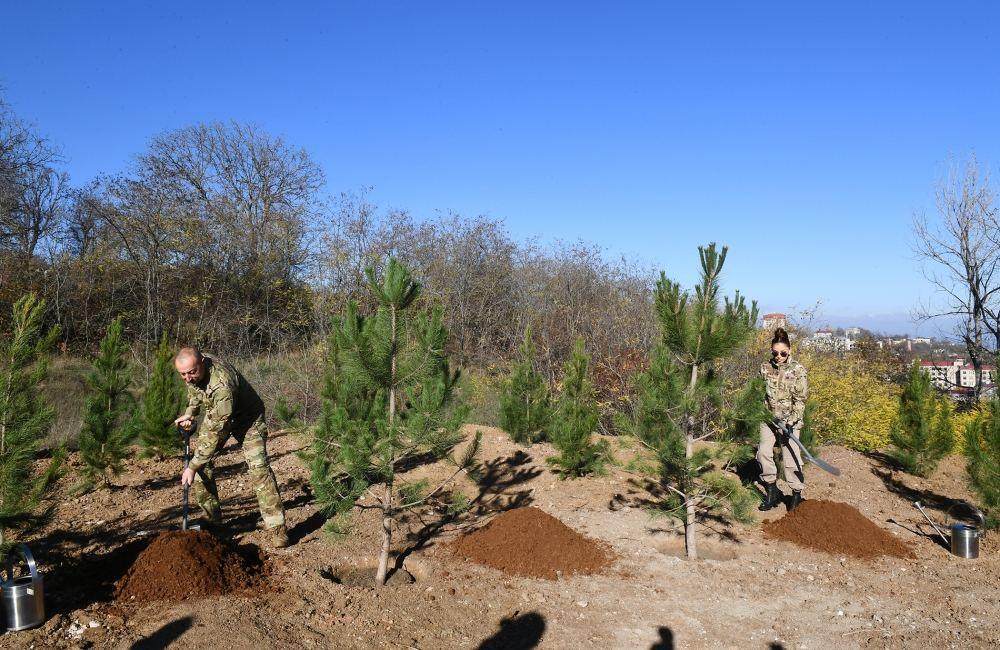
[0, 99, 68, 259]
[914, 157, 1000, 400]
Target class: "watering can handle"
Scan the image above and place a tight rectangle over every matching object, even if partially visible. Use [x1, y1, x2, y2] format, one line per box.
[4, 544, 38, 582]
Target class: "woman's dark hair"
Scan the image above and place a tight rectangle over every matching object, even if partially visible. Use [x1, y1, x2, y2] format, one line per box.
[771, 327, 791, 347]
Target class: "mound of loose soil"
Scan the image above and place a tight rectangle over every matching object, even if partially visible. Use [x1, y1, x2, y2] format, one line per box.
[763, 500, 915, 559]
[115, 531, 266, 602]
[452, 507, 613, 579]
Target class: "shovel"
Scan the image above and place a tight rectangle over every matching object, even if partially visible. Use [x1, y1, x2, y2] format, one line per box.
[180, 424, 200, 532]
[774, 420, 841, 476]
[133, 425, 202, 538]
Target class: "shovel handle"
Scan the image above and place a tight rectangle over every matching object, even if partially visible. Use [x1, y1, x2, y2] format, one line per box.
[180, 423, 193, 531]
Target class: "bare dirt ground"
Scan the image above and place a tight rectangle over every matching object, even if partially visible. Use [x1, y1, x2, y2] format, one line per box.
[5, 425, 998, 649]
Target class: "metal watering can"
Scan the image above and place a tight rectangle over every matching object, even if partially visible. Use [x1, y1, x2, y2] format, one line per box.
[1, 544, 45, 631]
[914, 501, 986, 559]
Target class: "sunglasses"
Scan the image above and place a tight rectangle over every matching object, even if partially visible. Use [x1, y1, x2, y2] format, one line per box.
[771, 350, 789, 358]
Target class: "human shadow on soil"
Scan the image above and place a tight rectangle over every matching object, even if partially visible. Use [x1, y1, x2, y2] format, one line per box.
[650, 626, 674, 649]
[395, 450, 541, 565]
[476, 611, 545, 650]
[129, 616, 193, 649]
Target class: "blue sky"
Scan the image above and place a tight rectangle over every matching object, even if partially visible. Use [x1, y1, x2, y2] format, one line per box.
[4, 2, 999, 335]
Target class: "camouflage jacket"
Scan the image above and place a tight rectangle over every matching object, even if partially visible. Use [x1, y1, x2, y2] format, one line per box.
[183, 355, 265, 470]
[759, 357, 808, 426]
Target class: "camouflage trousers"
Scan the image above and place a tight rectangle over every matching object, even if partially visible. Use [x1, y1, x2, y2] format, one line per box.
[193, 416, 286, 530]
[757, 421, 805, 492]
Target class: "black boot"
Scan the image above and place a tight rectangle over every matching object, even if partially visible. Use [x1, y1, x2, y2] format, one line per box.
[758, 482, 783, 511]
[788, 490, 803, 511]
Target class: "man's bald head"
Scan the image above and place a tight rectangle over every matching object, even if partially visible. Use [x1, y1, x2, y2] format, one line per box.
[175, 346, 202, 365]
[175, 347, 206, 384]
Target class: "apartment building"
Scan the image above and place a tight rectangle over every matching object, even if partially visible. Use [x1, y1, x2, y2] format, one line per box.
[920, 359, 997, 393]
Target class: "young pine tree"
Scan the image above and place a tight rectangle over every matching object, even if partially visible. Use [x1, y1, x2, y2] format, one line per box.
[309, 258, 480, 586]
[889, 362, 954, 477]
[498, 326, 551, 445]
[0, 294, 65, 551]
[78, 318, 135, 489]
[964, 391, 1000, 529]
[137, 333, 185, 460]
[626, 244, 758, 560]
[547, 338, 608, 477]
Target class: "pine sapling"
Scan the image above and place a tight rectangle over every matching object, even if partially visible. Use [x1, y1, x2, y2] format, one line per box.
[308, 258, 480, 586]
[0, 294, 65, 551]
[625, 244, 758, 560]
[137, 333, 185, 460]
[547, 338, 608, 478]
[964, 394, 1000, 529]
[499, 326, 551, 444]
[77, 318, 135, 489]
[890, 361, 954, 477]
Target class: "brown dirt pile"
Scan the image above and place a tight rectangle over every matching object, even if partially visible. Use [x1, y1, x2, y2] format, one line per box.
[452, 507, 613, 579]
[115, 531, 266, 602]
[763, 500, 915, 559]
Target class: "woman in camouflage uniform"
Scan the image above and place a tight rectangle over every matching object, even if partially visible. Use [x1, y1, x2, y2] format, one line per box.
[757, 327, 808, 512]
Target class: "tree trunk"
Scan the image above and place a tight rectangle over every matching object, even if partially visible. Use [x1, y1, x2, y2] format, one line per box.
[685, 363, 699, 560]
[376, 304, 399, 586]
[376, 484, 393, 585]
[685, 429, 697, 560]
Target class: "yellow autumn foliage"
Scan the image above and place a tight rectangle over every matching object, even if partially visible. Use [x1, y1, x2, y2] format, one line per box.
[948, 404, 982, 454]
[798, 350, 900, 451]
[799, 349, 983, 454]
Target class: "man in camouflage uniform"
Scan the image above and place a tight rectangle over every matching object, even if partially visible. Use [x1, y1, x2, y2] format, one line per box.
[174, 347, 289, 547]
[757, 350, 809, 511]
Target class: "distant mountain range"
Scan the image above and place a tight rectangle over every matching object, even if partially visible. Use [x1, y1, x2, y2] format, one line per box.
[767, 310, 963, 339]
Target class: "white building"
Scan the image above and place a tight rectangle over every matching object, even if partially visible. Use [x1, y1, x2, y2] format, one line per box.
[803, 329, 854, 351]
[920, 360, 996, 393]
[762, 313, 787, 330]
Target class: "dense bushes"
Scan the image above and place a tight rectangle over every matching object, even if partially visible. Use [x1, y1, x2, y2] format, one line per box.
[798, 350, 900, 451]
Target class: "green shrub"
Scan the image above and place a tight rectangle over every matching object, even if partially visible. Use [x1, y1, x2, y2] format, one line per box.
[498, 326, 551, 444]
[964, 397, 1000, 529]
[889, 362, 954, 477]
[77, 318, 135, 489]
[0, 294, 65, 551]
[137, 334, 186, 459]
[547, 338, 608, 478]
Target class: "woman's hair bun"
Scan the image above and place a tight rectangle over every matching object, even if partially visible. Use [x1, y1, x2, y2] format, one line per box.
[772, 327, 791, 346]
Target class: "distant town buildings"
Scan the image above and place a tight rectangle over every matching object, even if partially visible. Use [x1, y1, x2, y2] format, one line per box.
[802, 328, 854, 352]
[880, 336, 934, 352]
[920, 360, 997, 398]
[762, 313, 786, 330]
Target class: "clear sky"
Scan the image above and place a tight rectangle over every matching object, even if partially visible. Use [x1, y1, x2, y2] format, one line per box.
[3, 2, 999, 334]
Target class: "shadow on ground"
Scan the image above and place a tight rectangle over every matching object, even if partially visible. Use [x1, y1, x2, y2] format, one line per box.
[650, 626, 674, 649]
[621, 477, 745, 544]
[129, 616, 194, 649]
[396, 450, 541, 565]
[871, 466, 981, 524]
[477, 611, 545, 650]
